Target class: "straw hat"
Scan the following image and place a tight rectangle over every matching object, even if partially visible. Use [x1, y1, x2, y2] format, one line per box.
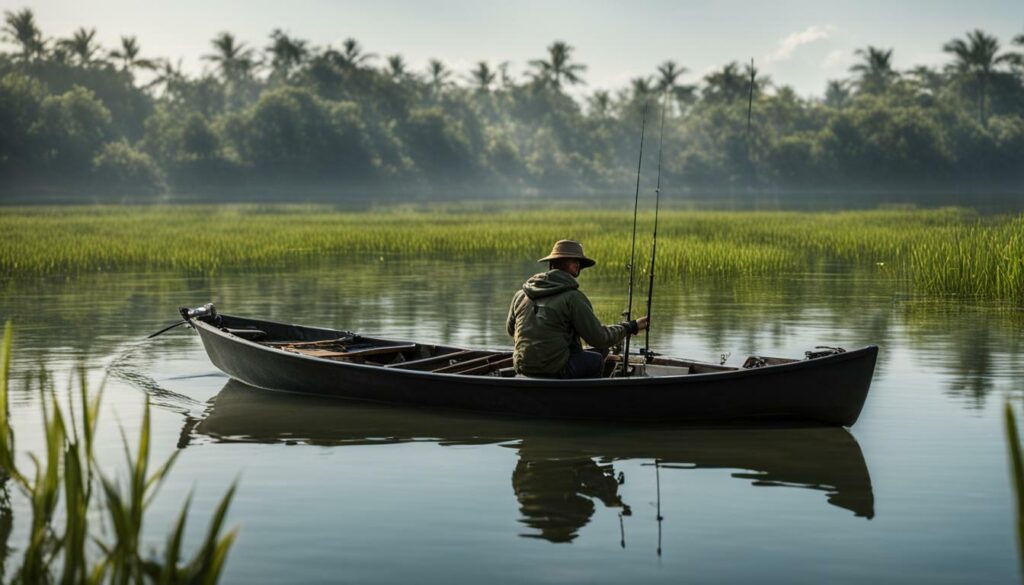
[538, 240, 596, 268]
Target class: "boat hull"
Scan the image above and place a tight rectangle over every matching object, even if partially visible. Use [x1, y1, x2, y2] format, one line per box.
[191, 314, 877, 426]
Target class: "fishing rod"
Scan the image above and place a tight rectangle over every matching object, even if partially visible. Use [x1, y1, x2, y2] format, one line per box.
[655, 458, 663, 557]
[746, 57, 756, 184]
[642, 93, 668, 362]
[620, 101, 648, 378]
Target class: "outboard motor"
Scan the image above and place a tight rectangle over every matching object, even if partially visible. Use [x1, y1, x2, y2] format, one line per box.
[805, 346, 845, 360]
[179, 303, 219, 324]
[147, 303, 220, 339]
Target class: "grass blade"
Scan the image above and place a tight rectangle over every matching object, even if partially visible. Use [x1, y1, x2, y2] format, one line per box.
[1005, 401, 1024, 578]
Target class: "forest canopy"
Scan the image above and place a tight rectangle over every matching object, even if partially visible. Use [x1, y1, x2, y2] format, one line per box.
[1, 8, 1023, 202]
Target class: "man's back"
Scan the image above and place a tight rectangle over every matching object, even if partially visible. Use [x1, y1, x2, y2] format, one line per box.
[507, 269, 583, 376]
[507, 269, 633, 377]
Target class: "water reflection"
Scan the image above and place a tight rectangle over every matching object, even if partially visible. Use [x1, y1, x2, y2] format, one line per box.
[193, 381, 875, 543]
[512, 450, 629, 543]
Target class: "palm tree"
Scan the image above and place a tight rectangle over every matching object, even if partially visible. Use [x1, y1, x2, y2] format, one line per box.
[334, 38, 376, 70]
[497, 61, 513, 88]
[146, 58, 186, 95]
[1012, 31, 1024, 68]
[57, 27, 101, 66]
[527, 40, 586, 89]
[630, 76, 655, 101]
[943, 29, 1016, 125]
[2, 8, 45, 61]
[587, 90, 612, 117]
[203, 32, 256, 81]
[427, 59, 451, 94]
[265, 29, 308, 81]
[467, 61, 497, 91]
[656, 60, 697, 107]
[849, 46, 898, 94]
[655, 61, 685, 90]
[109, 36, 156, 73]
[824, 79, 851, 108]
[384, 54, 410, 80]
[702, 62, 749, 104]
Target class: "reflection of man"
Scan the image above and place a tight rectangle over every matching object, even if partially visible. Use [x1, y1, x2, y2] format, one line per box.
[512, 449, 629, 543]
[507, 240, 648, 378]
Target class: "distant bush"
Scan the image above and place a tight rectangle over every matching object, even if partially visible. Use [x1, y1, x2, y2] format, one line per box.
[92, 140, 165, 194]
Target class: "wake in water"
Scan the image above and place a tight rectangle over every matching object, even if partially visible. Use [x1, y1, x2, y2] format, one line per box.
[103, 336, 220, 419]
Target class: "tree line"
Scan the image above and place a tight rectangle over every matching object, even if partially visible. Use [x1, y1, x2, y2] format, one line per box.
[1, 7, 1023, 201]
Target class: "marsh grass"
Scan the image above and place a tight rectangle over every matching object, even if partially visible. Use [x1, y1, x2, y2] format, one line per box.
[1, 205, 1021, 303]
[1006, 402, 1024, 578]
[0, 321, 237, 584]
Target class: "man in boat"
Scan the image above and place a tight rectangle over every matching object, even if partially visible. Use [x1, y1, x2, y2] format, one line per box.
[507, 240, 649, 378]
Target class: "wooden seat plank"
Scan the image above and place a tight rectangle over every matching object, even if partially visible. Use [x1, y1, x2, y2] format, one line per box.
[432, 353, 512, 374]
[384, 349, 483, 369]
[457, 357, 514, 376]
[284, 344, 417, 360]
[267, 337, 355, 348]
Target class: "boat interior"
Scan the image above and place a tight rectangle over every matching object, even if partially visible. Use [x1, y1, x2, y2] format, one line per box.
[215, 315, 798, 379]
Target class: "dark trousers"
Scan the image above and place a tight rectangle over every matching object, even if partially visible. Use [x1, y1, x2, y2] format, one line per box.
[560, 350, 606, 379]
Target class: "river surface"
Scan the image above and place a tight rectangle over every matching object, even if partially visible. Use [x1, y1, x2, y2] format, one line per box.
[2, 257, 1023, 584]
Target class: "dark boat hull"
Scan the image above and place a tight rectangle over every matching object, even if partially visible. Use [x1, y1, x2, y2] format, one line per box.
[190, 313, 877, 426]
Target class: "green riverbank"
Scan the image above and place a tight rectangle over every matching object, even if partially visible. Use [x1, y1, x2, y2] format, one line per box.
[1, 205, 1021, 303]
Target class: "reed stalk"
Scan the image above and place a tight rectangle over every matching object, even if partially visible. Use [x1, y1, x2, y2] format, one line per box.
[1006, 401, 1024, 580]
[0, 321, 238, 584]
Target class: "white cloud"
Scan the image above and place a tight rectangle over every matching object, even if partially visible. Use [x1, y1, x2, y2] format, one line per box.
[765, 25, 836, 64]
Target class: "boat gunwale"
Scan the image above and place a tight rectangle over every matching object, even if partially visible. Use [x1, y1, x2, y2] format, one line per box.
[190, 314, 879, 388]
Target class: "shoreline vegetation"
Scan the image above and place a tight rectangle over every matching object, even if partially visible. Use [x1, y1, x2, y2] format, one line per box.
[2, 205, 1021, 304]
[0, 322, 237, 583]
[1, 9, 1023, 201]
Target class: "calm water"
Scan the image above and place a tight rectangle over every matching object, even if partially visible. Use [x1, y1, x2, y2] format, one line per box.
[2, 257, 1023, 584]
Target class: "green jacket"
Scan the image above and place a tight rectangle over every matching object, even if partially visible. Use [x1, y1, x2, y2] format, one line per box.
[506, 269, 635, 377]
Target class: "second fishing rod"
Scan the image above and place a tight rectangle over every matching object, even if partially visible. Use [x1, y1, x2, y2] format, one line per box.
[619, 95, 668, 377]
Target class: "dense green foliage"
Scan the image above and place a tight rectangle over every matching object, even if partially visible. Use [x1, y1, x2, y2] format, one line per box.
[1, 9, 1022, 200]
[1, 206, 1021, 303]
[0, 322, 238, 584]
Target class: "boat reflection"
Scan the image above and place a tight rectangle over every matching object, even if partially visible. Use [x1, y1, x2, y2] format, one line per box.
[191, 381, 875, 542]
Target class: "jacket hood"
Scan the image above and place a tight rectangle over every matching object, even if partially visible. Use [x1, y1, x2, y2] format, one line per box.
[522, 269, 579, 299]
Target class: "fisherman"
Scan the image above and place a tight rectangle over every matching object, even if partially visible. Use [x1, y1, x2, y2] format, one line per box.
[506, 240, 649, 378]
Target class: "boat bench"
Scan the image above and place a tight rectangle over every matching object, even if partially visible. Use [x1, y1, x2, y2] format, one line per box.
[281, 344, 418, 361]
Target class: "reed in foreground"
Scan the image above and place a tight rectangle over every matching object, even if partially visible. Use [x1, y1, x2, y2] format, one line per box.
[0, 321, 237, 584]
[1, 205, 1021, 303]
[1007, 401, 1024, 579]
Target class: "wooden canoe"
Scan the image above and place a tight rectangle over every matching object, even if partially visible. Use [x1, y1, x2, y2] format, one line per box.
[185, 304, 877, 426]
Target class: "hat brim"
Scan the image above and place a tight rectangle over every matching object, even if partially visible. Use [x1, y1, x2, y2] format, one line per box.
[538, 254, 596, 268]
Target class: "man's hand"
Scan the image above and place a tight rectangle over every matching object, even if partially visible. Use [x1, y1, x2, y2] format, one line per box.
[636, 316, 649, 331]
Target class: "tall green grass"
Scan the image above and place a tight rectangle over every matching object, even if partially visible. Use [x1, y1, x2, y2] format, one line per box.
[0, 321, 237, 584]
[1007, 401, 1024, 579]
[1, 205, 1021, 303]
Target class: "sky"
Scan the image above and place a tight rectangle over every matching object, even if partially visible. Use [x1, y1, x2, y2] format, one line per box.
[8, 0, 1024, 98]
